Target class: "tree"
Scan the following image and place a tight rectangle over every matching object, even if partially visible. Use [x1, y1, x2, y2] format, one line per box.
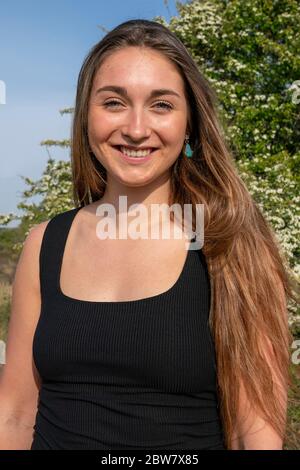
[0, 108, 74, 253]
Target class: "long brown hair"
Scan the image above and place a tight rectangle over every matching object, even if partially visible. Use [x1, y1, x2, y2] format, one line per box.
[71, 19, 298, 449]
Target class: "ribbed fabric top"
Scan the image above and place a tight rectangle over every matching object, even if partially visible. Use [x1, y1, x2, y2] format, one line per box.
[30, 207, 225, 450]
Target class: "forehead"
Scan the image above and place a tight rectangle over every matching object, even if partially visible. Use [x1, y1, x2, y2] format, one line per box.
[92, 47, 185, 94]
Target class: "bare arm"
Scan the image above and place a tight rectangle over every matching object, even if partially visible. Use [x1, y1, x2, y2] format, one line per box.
[230, 374, 287, 450]
[230, 279, 288, 450]
[0, 221, 49, 449]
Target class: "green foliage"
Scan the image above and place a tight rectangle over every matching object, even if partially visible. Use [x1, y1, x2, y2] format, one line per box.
[0, 283, 11, 342]
[286, 363, 300, 449]
[0, 227, 21, 258]
[155, 0, 300, 277]
[290, 320, 300, 340]
[0, 157, 74, 255]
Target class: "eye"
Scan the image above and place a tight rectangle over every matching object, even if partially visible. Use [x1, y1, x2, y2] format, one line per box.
[154, 101, 173, 110]
[103, 100, 173, 110]
[103, 100, 122, 108]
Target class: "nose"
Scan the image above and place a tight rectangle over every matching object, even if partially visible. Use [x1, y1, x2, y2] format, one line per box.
[121, 107, 151, 142]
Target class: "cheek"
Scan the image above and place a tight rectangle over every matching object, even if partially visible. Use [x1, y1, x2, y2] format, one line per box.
[164, 131, 185, 156]
[162, 128, 186, 163]
[88, 110, 108, 143]
[159, 115, 186, 143]
[88, 108, 122, 143]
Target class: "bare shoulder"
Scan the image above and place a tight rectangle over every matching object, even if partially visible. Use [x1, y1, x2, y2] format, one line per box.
[17, 221, 51, 290]
[24, 220, 50, 247]
[26, 219, 50, 243]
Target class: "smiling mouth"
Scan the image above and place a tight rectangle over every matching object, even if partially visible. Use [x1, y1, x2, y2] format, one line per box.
[112, 146, 158, 162]
[113, 145, 156, 153]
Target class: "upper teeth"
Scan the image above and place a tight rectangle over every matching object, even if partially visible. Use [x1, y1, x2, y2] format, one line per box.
[121, 146, 152, 157]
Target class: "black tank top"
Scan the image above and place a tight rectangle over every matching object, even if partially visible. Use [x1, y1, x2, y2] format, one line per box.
[30, 207, 226, 450]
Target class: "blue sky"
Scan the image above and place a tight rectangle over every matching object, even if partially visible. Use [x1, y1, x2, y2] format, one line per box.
[0, 0, 185, 226]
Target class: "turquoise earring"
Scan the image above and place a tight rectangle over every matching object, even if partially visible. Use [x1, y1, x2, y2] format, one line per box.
[184, 135, 193, 158]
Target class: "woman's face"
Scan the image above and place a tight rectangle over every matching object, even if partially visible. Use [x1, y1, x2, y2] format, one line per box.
[88, 46, 190, 187]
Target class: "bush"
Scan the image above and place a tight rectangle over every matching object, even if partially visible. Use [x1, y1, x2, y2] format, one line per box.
[0, 282, 12, 342]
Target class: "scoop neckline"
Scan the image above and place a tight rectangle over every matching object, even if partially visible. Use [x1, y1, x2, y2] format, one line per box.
[56, 206, 196, 306]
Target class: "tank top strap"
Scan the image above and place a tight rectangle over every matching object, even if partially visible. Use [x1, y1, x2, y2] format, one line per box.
[39, 207, 81, 299]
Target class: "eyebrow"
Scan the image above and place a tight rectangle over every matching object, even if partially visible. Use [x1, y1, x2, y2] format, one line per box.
[95, 85, 181, 99]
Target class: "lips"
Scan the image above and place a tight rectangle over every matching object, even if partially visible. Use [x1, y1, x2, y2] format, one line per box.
[114, 145, 156, 152]
[112, 145, 156, 164]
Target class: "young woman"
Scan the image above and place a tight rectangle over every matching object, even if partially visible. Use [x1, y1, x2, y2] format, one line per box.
[0, 19, 295, 450]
